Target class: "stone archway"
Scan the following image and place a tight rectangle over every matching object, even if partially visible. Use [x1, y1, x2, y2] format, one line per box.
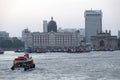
[100, 40, 105, 47]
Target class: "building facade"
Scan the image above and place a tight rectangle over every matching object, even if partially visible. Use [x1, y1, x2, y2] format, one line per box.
[21, 28, 33, 48]
[85, 10, 102, 43]
[22, 29, 83, 48]
[91, 30, 118, 50]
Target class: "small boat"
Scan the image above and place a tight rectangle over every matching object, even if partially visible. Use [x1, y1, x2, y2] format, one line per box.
[0, 49, 4, 54]
[14, 49, 24, 53]
[11, 54, 35, 71]
[67, 48, 82, 53]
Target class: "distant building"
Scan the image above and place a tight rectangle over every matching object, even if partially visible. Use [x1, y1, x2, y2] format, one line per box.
[0, 31, 9, 39]
[85, 9, 102, 43]
[57, 27, 62, 32]
[22, 28, 30, 42]
[80, 28, 85, 37]
[47, 17, 57, 32]
[91, 30, 118, 50]
[118, 30, 120, 38]
[58, 28, 77, 32]
[22, 17, 84, 48]
[22, 29, 83, 48]
[43, 20, 48, 32]
[22, 28, 33, 48]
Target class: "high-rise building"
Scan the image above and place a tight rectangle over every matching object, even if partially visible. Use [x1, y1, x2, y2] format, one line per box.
[43, 20, 48, 32]
[47, 17, 57, 32]
[85, 9, 102, 43]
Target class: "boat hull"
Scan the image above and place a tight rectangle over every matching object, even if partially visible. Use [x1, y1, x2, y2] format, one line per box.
[11, 64, 35, 71]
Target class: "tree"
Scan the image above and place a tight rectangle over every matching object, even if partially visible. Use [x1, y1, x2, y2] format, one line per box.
[0, 37, 24, 50]
[0, 39, 12, 48]
[11, 37, 24, 49]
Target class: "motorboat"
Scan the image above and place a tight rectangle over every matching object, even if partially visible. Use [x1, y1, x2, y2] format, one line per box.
[11, 54, 35, 71]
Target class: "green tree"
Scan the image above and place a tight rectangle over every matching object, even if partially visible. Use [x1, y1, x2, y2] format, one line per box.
[0, 37, 24, 49]
[12, 37, 24, 48]
[0, 39, 12, 48]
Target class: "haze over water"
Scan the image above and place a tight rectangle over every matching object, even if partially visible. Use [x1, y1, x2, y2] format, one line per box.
[0, 0, 120, 37]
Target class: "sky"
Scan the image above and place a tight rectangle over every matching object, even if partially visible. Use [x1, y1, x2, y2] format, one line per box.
[0, 0, 120, 37]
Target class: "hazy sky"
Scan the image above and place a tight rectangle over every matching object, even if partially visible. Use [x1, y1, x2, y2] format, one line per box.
[0, 0, 120, 37]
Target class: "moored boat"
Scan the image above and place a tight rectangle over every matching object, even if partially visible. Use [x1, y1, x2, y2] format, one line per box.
[0, 49, 4, 54]
[14, 49, 24, 53]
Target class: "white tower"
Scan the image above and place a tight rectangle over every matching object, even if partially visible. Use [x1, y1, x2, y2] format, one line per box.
[43, 20, 48, 32]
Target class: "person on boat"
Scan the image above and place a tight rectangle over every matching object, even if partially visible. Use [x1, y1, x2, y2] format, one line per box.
[24, 54, 29, 58]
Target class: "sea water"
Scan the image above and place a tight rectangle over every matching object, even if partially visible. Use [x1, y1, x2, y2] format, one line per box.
[0, 51, 120, 80]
